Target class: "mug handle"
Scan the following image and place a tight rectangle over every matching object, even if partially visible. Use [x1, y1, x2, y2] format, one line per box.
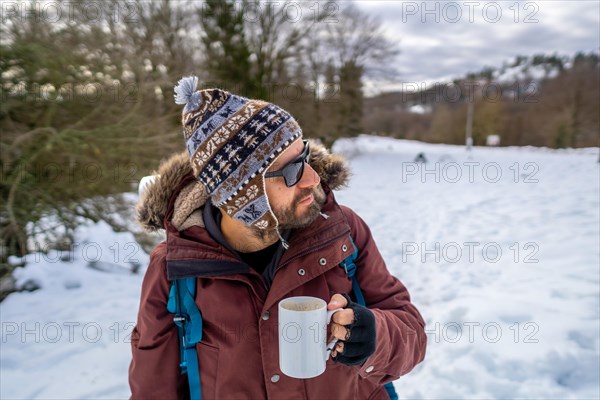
[324, 308, 343, 361]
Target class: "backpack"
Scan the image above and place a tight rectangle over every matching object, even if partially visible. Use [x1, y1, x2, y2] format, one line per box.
[167, 236, 399, 400]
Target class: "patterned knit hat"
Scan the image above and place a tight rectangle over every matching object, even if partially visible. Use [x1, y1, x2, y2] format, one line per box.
[174, 76, 302, 234]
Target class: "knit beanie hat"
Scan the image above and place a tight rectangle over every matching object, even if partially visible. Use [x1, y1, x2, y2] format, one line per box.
[173, 76, 302, 235]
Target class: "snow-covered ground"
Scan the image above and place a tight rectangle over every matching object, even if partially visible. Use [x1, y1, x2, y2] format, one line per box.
[1, 135, 599, 399]
[1, 219, 149, 399]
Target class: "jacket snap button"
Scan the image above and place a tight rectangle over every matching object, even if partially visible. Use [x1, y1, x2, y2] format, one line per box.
[271, 374, 280, 383]
[319, 258, 327, 266]
[262, 311, 270, 321]
[365, 365, 374, 373]
[342, 244, 348, 252]
[298, 268, 306, 276]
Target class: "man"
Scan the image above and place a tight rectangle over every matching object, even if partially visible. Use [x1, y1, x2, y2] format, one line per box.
[129, 77, 426, 399]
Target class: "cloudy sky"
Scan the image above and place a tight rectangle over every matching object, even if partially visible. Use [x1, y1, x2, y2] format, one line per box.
[354, 0, 599, 94]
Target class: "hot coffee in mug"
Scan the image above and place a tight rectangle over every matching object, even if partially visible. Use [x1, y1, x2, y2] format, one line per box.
[278, 296, 342, 379]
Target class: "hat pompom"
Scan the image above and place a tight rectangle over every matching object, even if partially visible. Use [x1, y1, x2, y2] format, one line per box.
[174, 76, 201, 112]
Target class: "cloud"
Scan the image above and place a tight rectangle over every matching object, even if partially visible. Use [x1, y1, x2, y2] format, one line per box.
[354, 0, 600, 88]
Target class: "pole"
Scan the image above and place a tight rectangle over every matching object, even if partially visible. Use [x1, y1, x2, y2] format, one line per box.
[465, 100, 474, 150]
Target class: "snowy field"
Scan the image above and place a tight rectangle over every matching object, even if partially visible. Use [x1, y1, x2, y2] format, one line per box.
[1, 135, 599, 399]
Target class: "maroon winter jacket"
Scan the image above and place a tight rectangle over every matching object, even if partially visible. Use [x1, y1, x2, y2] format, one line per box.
[129, 143, 426, 399]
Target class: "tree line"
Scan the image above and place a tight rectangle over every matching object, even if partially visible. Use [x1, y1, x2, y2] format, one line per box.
[364, 52, 599, 148]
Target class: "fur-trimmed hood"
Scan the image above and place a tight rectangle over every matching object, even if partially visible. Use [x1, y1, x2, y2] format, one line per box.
[137, 140, 351, 232]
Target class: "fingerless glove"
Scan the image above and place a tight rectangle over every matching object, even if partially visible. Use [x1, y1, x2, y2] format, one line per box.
[333, 293, 377, 366]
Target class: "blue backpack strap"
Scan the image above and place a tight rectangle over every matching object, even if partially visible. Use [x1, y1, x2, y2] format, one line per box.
[339, 236, 399, 400]
[339, 238, 365, 306]
[385, 382, 399, 400]
[167, 277, 203, 400]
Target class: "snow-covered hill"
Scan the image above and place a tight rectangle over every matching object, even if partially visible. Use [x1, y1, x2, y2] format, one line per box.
[1, 136, 598, 399]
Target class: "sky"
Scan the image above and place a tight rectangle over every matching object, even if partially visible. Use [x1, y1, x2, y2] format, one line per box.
[354, 0, 600, 94]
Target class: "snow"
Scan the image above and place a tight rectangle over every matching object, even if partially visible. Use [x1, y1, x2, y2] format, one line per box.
[407, 104, 432, 114]
[333, 136, 600, 399]
[494, 62, 561, 84]
[1, 221, 148, 399]
[2, 135, 599, 399]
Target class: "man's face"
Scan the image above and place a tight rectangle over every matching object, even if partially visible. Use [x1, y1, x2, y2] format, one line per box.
[265, 139, 326, 230]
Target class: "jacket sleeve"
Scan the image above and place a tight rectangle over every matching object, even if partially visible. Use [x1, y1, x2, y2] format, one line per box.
[129, 242, 188, 400]
[341, 206, 427, 385]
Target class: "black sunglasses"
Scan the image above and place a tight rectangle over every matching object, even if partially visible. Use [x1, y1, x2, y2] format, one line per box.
[265, 140, 310, 187]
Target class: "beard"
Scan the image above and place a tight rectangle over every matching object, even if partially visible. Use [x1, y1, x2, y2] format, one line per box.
[246, 185, 327, 244]
[274, 185, 327, 230]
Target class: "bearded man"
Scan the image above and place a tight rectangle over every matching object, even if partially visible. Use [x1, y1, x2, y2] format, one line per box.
[129, 77, 426, 400]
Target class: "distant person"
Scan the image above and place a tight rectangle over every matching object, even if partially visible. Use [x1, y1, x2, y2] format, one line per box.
[414, 152, 427, 163]
[129, 77, 426, 399]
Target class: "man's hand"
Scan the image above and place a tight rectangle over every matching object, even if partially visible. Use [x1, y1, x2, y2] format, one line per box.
[327, 293, 354, 346]
[327, 293, 377, 366]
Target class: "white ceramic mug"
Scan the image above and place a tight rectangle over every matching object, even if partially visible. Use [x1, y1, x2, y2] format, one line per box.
[278, 296, 342, 379]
